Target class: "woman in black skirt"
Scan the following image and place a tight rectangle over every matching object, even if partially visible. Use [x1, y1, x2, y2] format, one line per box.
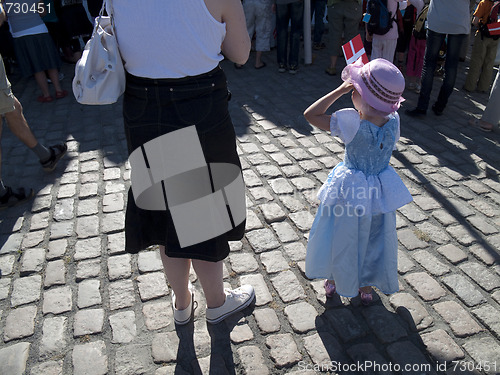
[113, 0, 255, 325]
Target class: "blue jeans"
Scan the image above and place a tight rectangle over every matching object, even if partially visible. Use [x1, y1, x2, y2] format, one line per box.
[276, 1, 304, 67]
[417, 30, 467, 112]
[312, 0, 326, 44]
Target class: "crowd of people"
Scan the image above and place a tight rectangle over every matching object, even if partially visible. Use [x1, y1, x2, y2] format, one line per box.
[0, 0, 499, 327]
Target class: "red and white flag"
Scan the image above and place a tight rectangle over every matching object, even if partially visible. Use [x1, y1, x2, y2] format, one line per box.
[342, 34, 369, 65]
[487, 21, 500, 36]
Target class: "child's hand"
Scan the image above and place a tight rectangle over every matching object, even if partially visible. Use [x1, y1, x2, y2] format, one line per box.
[338, 81, 354, 95]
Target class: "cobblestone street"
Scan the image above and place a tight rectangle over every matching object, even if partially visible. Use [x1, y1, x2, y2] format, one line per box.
[0, 38, 500, 374]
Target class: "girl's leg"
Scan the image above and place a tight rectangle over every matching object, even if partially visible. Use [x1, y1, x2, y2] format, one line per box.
[33, 71, 51, 98]
[47, 69, 64, 93]
[159, 247, 192, 310]
[192, 259, 226, 308]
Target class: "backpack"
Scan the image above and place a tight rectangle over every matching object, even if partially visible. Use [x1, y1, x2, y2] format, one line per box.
[366, 0, 397, 35]
[479, 1, 500, 40]
[412, 5, 429, 40]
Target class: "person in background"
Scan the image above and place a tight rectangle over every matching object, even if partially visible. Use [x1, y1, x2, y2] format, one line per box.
[312, 0, 327, 50]
[325, 0, 362, 76]
[275, 0, 303, 74]
[112, 0, 255, 326]
[405, 0, 470, 117]
[468, 68, 500, 132]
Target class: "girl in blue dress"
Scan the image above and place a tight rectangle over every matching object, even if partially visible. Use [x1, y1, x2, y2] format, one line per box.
[304, 58, 413, 305]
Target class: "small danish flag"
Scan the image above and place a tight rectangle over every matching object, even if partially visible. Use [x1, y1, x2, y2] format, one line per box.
[342, 34, 369, 65]
[487, 21, 500, 36]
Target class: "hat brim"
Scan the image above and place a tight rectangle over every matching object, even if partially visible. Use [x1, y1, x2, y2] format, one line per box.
[341, 58, 404, 114]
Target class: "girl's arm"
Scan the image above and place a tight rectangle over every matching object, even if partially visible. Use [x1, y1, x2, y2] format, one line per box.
[304, 81, 353, 131]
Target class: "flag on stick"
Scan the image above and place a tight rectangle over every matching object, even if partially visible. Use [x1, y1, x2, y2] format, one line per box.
[342, 34, 369, 65]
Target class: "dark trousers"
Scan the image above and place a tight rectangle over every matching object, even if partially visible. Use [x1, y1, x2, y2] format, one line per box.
[276, 1, 304, 68]
[417, 29, 467, 112]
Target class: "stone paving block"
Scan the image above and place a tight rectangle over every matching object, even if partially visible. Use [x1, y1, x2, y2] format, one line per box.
[230, 321, 254, 344]
[413, 195, 442, 211]
[0, 342, 30, 375]
[229, 253, 259, 274]
[462, 336, 500, 375]
[30, 360, 63, 375]
[76, 216, 99, 238]
[109, 310, 136, 343]
[280, 196, 306, 213]
[411, 250, 450, 276]
[362, 305, 408, 343]
[248, 186, 274, 201]
[421, 329, 465, 362]
[260, 202, 286, 223]
[284, 301, 317, 333]
[246, 209, 264, 231]
[398, 205, 427, 223]
[46, 238, 67, 260]
[245, 228, 280, 253]
[303, 332, 349, 370]
[346, 343, 393, 375]
[107, 231, 126, 255]
[32, 194, 52, 212]
[74, 308, 105, 337]
[467, 215, 498, 235]
[0, 254, 15, 276]
[0, 233, 22, 255]
[404, 272, 447, 301]
[471, 304, 500, 338]
[77, 279, 101, 308]
[0, 277, 11, 300]
[53, 199, 74, 221]
[433, 301, 483, 338]
[101, 212, 125, 233]
[283, 242, 306, 262]
[432, 209, 459, 227]
[237, 346, 269, 375]
[107, 254, 132, 280]
[142, 300, 173, 331]
[240, 274, 272, 306]
[446, 225, 478, 247]
[398, 229, 428, 250]
[415, 222, 451, 245]
[152, 331, 179, 363]
[22, 230, 44, 248]
[102, 193, 124, 213]
[282, 164, 304, 178]
[77, 197, 99, 216]
[260, 251, 289, 273]
[437, 244, 468, 265]
[269, 178, 294, 195]
[44, 259, 66, 287]
[72, 341, 108, 375]
[398, 250, 416, 274]
[289, 211, 314, 232]
[136, 272, 169, 301]
[255, 164, 282, 178]
[324, 308, 366, 342]
[442, 274, 486, 307]
[271, 270, 306, 303]
[469, 244, 500, 266]
[4, 305, 37, 342]
[266, 333, 302, 368]
[459, 262, 500, 292]
[271, 221, 300, 242]
[108, 280, 136, 310]
[386, 341, 436, 375]
[76, 258, 101, 281]
[30, 211, 50, 230]
[39, 317, 67, 360]
[269, 153, 294, 166]
[389, 293, 433, 331]
[74, 237, 102, 260]
[11, 275, 42, 307]
[114, 345, 152, 375]
[243, 170, 263, 187]
[137, 250, 163, 273]
[43, 286, 72, 315]
[298, 160, 322, 173]
[253, 308, 281, 334]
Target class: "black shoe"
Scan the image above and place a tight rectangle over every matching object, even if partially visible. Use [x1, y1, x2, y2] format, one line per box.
[432, 104, 444, 116]
[405, 108, 426, 117]
[41, 143, 68, 172]
[0, 186, 34, 210]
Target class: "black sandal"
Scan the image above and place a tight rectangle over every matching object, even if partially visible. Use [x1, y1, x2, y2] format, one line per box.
[0, 186, 35, 210]
[41, 143, 68, 172]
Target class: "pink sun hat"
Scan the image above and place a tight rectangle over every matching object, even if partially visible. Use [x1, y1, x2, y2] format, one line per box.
[341, 57, 405, 114]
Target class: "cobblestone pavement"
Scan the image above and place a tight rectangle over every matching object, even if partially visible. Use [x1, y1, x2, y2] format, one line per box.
[1, 38, 500, 375]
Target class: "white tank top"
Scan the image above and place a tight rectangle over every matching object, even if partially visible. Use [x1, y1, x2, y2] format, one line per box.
[112, 0, 226, 79]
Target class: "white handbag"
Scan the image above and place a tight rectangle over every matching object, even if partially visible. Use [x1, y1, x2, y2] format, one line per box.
[72, 0, 125, 105]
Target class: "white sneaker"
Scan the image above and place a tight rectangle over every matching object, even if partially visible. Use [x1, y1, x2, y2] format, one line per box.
[206, 285, 255, 324]
[171, 282, 195, 325]
[415, 84, 421, 94]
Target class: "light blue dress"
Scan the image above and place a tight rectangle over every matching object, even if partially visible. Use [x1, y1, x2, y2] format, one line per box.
[305, 108, 412, 298]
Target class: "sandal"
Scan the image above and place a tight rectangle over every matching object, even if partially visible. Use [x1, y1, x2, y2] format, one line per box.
[468, 118, 493, 132]
[40, 143, 68, 172]
[255, 62, 266, 69]
[55, 90, 68, 99]
[37, 95, 53, 103]
[0, 186, 35, 210]
[324, 280, 336, 298]
[359, 289, 373, 306]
